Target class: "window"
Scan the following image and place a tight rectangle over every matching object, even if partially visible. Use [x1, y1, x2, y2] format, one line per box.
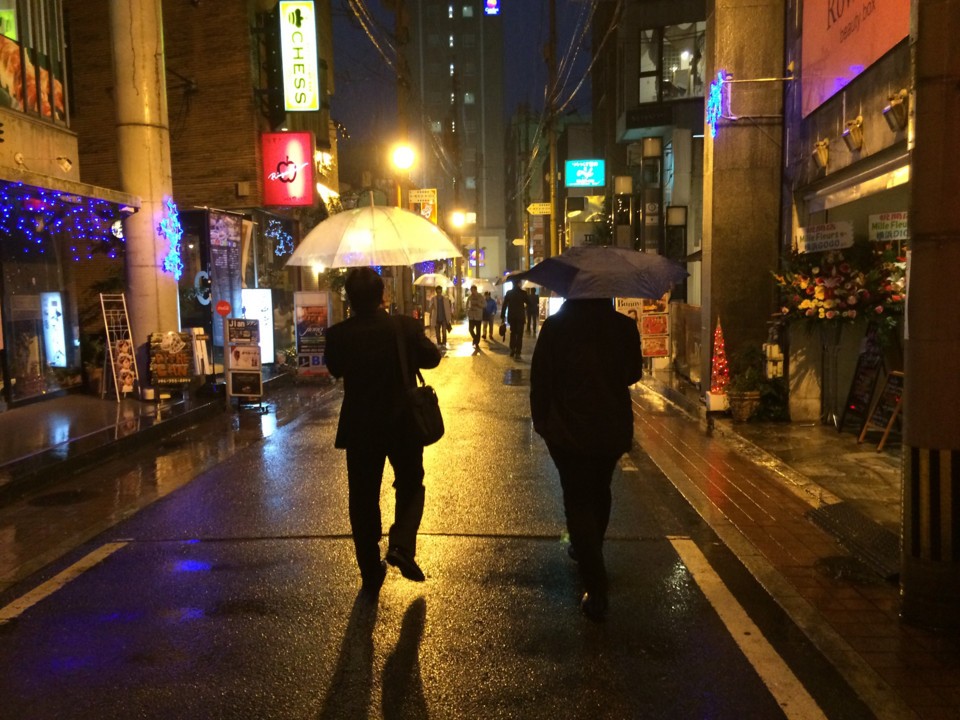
[448, 4, 453, 19]
[465, 177, 476, 189]
[1, 0, 67, 123]
[449, 34, 454, 48]
[462, 33, 475, 48]
[464, 92, 475, 105]
[637, 22, 706, 104]
[462, 5, 473, 17]
[449, 62, 455, 77]
[430, 120, 442, 133]
[450, 92, 455, 105]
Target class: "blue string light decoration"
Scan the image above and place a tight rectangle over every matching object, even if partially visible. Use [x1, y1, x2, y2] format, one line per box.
[158, 196, 184, 280]
[266, 218, 294, 256]
[706, 70, 729, 138]
[0, 181, 127, 260]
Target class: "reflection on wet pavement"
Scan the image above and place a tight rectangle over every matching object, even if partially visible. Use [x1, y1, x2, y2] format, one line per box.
[0, 382, 335, 592]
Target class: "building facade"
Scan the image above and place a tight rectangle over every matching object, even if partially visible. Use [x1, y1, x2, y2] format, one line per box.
[405, 0, 506, 282]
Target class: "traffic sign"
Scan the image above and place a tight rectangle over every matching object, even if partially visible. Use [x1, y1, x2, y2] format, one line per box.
[527, 202, 552, 215]
[216, 300, 231, 317]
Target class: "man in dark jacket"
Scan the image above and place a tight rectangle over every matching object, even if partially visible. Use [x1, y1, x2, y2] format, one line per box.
[530, 298, 643, 620]
[325, 267, 442, 597]
[500, 282, 529, 358]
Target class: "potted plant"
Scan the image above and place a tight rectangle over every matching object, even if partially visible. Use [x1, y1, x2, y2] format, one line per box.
[727, 345, 764, 422]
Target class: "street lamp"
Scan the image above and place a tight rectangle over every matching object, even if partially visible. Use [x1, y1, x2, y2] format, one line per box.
[391, 144, 416, 314]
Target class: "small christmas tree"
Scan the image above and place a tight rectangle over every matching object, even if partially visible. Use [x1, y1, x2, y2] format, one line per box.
[710, 319, 729, 395]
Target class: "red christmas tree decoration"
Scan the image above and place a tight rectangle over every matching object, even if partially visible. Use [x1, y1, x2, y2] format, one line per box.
[710, 319, 729, 395]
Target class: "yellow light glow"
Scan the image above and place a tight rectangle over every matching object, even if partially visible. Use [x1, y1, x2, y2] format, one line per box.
[451, 211, 466, 227]
[311, 262, 325, 275]
[392, 145, 415, 170]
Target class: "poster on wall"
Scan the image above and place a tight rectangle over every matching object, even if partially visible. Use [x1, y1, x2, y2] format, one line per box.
[801, 0, 910, 117]
[619, 295, 671, 358]
[294, 291, 330, 376]
[209, 211, 244, 346]
[40, 292, 66, 368]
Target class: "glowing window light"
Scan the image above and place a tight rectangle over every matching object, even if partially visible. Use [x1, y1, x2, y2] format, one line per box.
[158, 196, 184, 280]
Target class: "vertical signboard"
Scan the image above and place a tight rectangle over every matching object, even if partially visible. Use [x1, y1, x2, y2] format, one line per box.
[262, 131, 315, 207]
[278, 1, 320, 111]
[241, 288, 275, 364]
[208, 211, 244, 346]
[294, 291, 330, 375]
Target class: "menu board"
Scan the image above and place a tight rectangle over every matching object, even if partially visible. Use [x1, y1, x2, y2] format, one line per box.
[209, 211, 243, 346]
[839, 323, 884, 433]
[858, 371, 903, 451]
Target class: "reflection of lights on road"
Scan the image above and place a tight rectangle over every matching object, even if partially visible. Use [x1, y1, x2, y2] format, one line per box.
[173, 560, 211, 572]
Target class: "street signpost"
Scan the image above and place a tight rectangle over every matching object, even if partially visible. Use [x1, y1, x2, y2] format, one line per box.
[527, 202, 552, 215]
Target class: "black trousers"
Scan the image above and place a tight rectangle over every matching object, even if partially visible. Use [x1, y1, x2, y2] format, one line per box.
[346, 442, 425, 581]
[468, 319, 482, 345]
[547, 442, 620, 598]
[508, 321, 524, 355]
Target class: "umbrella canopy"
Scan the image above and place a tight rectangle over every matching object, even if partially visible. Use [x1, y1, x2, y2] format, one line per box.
[285, 205, 462, 268]
[515, 246, 688, 299]
[414, 272, 453, 288]
[462, 278, 494, 294]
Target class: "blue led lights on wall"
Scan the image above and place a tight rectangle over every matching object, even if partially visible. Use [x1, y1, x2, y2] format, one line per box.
[158, 196, 184, 280]
[266, 218, 294, 256]
[706, 70, 730, 138]
[0, 181, 127, 260]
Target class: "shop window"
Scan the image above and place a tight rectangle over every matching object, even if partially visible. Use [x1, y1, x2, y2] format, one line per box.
[637, 22, 705, 104]
[1, 0, 67, 123]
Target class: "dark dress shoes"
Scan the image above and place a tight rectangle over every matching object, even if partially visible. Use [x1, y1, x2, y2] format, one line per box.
[580, 592, 608, 622]
[386, 547, 425, 582]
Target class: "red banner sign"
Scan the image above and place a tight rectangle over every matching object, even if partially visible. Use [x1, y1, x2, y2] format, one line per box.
[262, 132, 315, 206]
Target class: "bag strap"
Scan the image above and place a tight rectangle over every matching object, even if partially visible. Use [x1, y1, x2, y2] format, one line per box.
[392, 316, 425, 388]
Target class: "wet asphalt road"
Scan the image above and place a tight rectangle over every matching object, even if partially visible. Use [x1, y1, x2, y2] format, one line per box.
[0, 327, 874, 719]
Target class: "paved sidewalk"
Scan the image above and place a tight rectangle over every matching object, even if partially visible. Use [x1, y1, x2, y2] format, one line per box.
[634, 371, 959, 720]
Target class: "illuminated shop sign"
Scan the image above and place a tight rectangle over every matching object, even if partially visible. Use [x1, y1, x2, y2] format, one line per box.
[483, 0, 501, 15]
[801, 0, 909, 117]
[564, 159, 605, 188]
[796, 221, 854, 254]
[279, 1, 320, 111]
[262, 131, 315, 206]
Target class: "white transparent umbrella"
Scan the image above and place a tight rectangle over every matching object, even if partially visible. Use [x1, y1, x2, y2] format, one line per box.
[413, 272, 453, 288]
[285, 204, 462, 268]
[462, 278, 494, 294]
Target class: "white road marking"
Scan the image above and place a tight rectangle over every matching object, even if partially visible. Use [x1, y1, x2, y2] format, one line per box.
[0, 542, 128, 623]
[668, 536, 827, 720]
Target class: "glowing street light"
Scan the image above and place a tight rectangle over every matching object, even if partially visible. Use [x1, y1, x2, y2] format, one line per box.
[392, 144, 415, 171]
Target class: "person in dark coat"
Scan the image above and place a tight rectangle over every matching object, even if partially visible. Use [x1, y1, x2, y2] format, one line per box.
[500, 282, 529, 358]
[325, 267, 442, 597]
[529, 298, 643, 620]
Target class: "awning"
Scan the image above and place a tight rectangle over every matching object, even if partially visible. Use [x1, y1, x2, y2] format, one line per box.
[0, 166, 140, 213]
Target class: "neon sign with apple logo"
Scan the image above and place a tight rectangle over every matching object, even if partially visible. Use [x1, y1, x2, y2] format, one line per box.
[262, 131, 315, 206]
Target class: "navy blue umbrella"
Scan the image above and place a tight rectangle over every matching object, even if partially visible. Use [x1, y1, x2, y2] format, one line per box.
[515, 246, 688, 299]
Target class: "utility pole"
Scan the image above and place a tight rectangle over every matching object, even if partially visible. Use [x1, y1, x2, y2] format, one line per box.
[109, 0, 178, 388]
[546, 0, 558, 259]
[394, 0, 413, 314]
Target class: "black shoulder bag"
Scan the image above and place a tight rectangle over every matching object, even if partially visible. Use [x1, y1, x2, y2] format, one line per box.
[393, 318, 445, 446]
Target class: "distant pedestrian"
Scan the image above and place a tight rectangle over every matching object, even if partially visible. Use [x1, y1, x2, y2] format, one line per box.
[529, 298, 643, 620]
[324, 267, 442, 598]
[525, 289, 539, 336]
[466, 285, 485, 349]
[482, 292, 498, 340]
[500, 282, 529, 358]
[427, 285, 453, 347]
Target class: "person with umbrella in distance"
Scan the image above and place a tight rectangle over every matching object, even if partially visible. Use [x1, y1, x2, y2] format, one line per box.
[530, 296, 642, 620]
[426, 285, 453, 348]
[324, 267, 442, 598]
[500, 280, 529, 358]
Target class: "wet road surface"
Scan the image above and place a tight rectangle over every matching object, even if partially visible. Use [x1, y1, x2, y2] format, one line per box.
[0, 325, 875, 718]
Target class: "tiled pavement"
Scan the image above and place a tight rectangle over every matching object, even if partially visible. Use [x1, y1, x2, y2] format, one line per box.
[633, 377, 960, 720]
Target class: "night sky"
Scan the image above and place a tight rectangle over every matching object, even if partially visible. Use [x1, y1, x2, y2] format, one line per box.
[330, 0, 592, 185]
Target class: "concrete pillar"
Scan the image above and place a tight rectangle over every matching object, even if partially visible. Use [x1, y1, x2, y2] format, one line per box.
[700, 0, 784, 383]
[901, 0, 960, 629]
[109, 0, 179, 376]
